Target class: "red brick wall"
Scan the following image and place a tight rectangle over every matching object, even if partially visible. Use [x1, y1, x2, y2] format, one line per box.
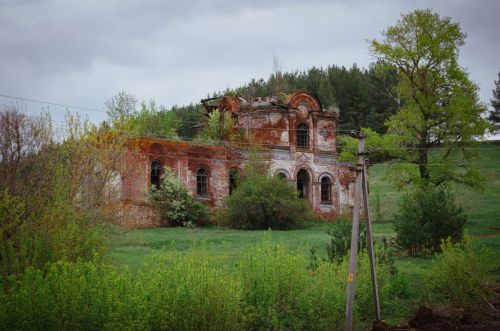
[117, 91, 356, 227]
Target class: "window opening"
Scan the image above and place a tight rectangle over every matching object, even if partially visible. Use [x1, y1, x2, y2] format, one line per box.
[321, 177, 332, 203]
[151, 160, 162, 188]
[297, 123, 309, 148]
[197, 168, 208, 196]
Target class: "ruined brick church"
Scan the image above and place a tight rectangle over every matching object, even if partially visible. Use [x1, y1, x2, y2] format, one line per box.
[118, 90, 356, 227]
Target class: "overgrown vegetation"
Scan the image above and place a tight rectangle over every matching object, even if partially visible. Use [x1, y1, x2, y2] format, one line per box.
[326, 214, 366, 262]
[195, 109, 242, 143]
[0, 237, 408, 331]
[1, 7, 499, 330]
[148, 169, 210, 227]
[426, 238, 494, 316]
[222, 154, 312, 230]
[223, 173, 312, 230]
[0, 108, 123, 287]
[106, 92, 179, 138]
[103, 61, 401, 141]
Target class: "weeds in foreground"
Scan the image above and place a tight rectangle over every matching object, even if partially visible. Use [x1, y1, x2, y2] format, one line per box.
[0, 234, 410, 331]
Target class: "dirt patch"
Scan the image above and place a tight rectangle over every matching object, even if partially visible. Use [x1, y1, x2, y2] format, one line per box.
[474, 227, 500, 238]
[382, 282, 500, 331]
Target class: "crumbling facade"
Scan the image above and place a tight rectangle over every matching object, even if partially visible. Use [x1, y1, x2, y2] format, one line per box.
[119, 90, 356, 227]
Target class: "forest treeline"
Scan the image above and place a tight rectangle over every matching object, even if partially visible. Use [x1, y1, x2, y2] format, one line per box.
[109, 62, 401, 139]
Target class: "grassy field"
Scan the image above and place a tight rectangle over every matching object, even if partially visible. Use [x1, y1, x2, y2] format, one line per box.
[109, 142, 500, 280]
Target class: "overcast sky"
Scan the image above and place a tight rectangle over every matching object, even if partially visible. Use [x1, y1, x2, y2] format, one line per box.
[1, 0, 499, 124]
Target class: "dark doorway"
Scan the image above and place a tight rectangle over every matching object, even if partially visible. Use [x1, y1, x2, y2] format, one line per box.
[297, 169, 310, 198]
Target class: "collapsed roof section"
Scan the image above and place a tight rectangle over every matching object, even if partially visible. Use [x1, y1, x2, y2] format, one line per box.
[201, 89, 340, 119]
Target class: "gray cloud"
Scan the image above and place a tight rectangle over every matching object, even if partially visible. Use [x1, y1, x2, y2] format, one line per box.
[0, 0, 499, 124]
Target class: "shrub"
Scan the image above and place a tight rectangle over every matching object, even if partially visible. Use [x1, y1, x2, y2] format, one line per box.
[0, 189, 106, 288]
[393, 186, 466, 254]
[1, 260, 133, 330]
[326, 215, 398, 279]
[148, 169, 210, 226]
[326, 213, 366, 262]
[426, 238, 492, 313]
[236, 234, 395, 330]
[223, 173, 313, 230]
[134, 249, 243, 330]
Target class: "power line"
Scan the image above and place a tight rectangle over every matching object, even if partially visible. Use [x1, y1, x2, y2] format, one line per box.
[3, 94, 498, 152]
[0, 92, 360, 131]
[14, 113, 500, 152]
[0, 93, 107, 114]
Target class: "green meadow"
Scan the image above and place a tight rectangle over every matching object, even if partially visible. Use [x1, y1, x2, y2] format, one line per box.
[109, 142, 500, 282]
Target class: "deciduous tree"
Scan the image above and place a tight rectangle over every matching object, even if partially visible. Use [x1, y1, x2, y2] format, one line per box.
[371, 9, 489, 189]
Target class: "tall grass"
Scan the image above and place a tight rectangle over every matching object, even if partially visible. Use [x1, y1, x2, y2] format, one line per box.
[1, 235, 406, 331]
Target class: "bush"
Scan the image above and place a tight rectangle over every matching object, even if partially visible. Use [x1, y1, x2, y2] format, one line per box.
[0, 189, 106, 288]
[393, 186, 466, 254]
[326, 214, 366, 262]
[426, 238, 492, 314]
[148, 169, 210, 226]
[222, 173, 313, 230]
[326, 216, 398, 278]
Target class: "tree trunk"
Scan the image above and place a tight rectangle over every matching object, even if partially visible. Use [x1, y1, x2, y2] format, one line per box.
[418, 145, 429, 181]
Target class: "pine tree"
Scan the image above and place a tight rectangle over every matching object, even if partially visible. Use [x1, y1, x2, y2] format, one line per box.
[489, 71, 500, 133]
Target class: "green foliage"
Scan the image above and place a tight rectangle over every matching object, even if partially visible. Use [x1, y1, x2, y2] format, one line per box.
[0, 109, 109, 286]
[393, 186, 467, 254]
[326, 214, 366, 262]
[489, 71, 500, 133]
[226, 63, 399, 134]
[0, 236, 406, 331]
[105, 92, 179, 138]
[338, 127, 399, 163]
[171, 103, 205, 138]
[105, 90, 138, 125]
[371, 9, 489, 189]
[325, 215, 398, 276]
[196, 109, 241, 143]
[134, 249, 242, 330]
[127, 100, 179, 138]
[223, 172, 312, 230]
[2, 261, 129, 330]
[148, 169, 209, 227]
[0, 190, 26, 284]
[426, 238, 492, 313]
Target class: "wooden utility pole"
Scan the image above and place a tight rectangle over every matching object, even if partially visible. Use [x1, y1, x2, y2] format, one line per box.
[344, 132, 382, 331]
[344, 133, 365, 331]
[363, 161, 381, 321]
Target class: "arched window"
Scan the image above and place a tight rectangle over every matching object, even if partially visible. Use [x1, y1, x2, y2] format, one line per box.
[151, 160, 162, 188]
[196, 168, 208, 196]
[321, 176, 332, 203]
[296, 123, 309, 148]
[296, 169, 310, 198]
[276, 172, 288, 181]
[229, 169, 239, 195]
